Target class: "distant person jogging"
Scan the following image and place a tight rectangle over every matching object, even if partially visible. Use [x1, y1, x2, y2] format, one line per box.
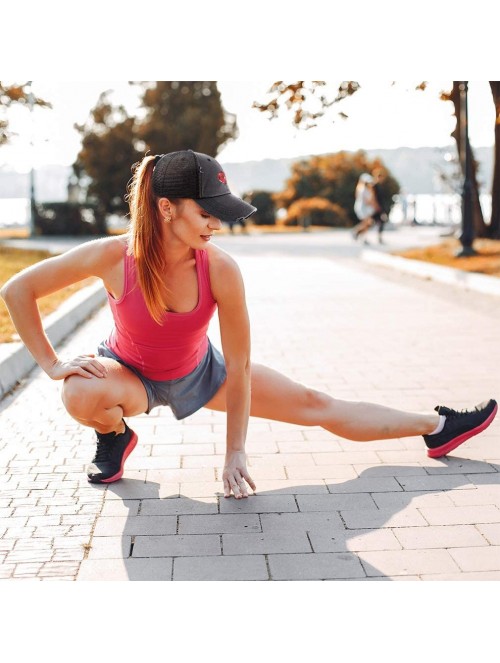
[1, 150, 497, 499]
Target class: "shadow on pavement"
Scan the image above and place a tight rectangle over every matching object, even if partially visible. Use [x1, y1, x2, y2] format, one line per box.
[93, 459, 500, 581]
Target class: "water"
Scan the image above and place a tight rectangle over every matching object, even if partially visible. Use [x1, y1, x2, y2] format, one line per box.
[390, 193, 492, 226]
[0, 194, 494, 231]
[0, 198, 30, 229]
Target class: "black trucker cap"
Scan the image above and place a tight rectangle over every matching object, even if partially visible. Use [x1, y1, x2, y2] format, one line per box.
[151, 150, 256, 223]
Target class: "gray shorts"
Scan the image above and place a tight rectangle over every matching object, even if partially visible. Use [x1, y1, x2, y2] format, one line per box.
[97, 340, 227, 419]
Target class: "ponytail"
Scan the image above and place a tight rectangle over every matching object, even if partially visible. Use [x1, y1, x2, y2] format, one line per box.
[126, 155, 167, 325]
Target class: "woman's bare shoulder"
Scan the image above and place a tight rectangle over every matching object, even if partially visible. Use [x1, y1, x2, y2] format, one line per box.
[205, 243, 245, 301]
[66, 234, 128, 269]
[206, 242, 240, 270]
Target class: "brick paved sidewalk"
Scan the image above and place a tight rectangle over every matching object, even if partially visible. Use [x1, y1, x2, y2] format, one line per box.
[1, 232, 500, 581]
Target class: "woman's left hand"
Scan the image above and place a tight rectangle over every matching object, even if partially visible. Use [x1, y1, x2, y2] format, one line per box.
[222, 451, 256, 499]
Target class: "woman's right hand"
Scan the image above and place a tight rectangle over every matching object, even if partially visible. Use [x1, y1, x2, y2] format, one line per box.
[46, 354, 108, 381]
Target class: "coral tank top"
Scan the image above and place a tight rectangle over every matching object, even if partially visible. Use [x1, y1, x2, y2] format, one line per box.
[105, 247, 217, 380]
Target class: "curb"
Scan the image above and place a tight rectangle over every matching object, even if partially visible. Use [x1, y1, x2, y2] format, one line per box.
[361, 249, 500, 297]
[0, 280, 106, 400]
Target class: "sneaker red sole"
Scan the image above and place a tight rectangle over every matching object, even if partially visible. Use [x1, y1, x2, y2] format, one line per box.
[427, 403, 498, 458]
[93, 431, 138, 483]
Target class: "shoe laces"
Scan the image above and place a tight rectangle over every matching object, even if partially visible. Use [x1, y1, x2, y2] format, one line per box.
[437, 405, 477, 420]
[93, 431, 119, 462]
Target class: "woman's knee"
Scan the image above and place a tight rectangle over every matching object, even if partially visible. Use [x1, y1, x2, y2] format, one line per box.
[61, 375, 102, 418]
[302, 386, 331, 418]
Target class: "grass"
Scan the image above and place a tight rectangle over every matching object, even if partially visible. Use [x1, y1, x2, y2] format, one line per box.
[395, 237, 500, 278]
[0, 246, 96, 343]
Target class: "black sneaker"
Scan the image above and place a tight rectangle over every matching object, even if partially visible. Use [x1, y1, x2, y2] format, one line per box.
[424, 399, 498, 459]
[86, 420, 138, 483]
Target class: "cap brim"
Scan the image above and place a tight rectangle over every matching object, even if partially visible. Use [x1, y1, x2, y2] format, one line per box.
[195, 193, 256, 223]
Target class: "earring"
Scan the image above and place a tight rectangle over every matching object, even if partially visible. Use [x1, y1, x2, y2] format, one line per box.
[164, 216, 171, 223]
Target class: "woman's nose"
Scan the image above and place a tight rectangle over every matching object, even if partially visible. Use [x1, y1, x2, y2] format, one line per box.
[208, 217, 222, 230]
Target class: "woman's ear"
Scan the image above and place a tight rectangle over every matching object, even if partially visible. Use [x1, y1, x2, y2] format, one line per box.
[158, 198, 173, 222]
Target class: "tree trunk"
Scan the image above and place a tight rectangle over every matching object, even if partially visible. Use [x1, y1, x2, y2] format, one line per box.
[449, 81, 488, 238]
[488, 82, 500, 239]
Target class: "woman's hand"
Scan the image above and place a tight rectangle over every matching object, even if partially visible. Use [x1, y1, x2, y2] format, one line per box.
[46, 354, 108, 381]
[223, 450, 256, 499]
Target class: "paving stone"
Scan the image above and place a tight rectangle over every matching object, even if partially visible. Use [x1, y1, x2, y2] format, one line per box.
[173, 554, 268, 580]
[86, 536, 132, 559]
[100, 500, 141, 517]
[448, 546, 500, 572]
[393, 525, 488, 549]
[178, 514, 261, 535]
[140, 497, 218, 516]
[222, 531, 312, 555]
[420, 571, 500, 580]
[268, 552, 366, 580]
[418, 505, 500, 526]
[93, 515, 177, 537]
[476, 523, 500, 545]
[77, 558, 173, 580]
[260, 511, 344, 533]
[219, 494, 297, 514]
[359, 549, 460, 577]
[309, 528, 402, 553]
[132, 534, 221, 557]
[371, 491, 455, 510]
[396, 475, 474, 492]
[285, 465, 357, 480]
[324, 477, 403, 493]
[246, 480, 328, 495]
[297, 493, 378, 512]
[341, 508, 428, 529]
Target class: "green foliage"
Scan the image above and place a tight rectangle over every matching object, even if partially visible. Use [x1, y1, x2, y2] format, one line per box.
[34, 202, 102, 236]
[136, 81, 237, 156]
[73, 94, 141, 224]
[245, 190, 276, 225]
[275, 151, 400, 226]
[72, 82, 238, 232]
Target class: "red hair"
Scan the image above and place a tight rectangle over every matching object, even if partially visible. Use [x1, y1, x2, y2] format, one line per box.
[126, 155, 168, 325]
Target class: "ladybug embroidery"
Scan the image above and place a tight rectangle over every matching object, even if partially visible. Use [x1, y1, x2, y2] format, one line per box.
[217, 171, 227, 184]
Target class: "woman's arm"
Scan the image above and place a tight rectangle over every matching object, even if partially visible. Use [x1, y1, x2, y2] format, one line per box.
[0, 237, 124, 380]
[209, 247, 256, 498]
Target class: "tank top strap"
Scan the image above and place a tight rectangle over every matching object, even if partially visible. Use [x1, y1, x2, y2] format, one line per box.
[122, 244, 137, 299]
[196, 249, 216, 304]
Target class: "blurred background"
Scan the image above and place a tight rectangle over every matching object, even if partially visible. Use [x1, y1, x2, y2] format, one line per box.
[0, 80, 497, 237]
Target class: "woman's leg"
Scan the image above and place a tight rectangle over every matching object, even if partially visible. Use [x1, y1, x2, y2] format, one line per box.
[61, 357, 148, 434]
[353, 216, 373, 239]
[204, 363, 438, 441]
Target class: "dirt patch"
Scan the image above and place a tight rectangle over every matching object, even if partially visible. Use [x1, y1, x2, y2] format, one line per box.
[395, 238, 500, 278]
[0, 246, 96, 343]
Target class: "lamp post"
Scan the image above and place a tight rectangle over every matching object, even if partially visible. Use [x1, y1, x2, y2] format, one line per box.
[457, 81, 476, 257]
[27, 81, 36, 238]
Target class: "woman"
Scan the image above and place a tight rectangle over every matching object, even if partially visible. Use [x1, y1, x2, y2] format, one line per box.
[352, 172, 377, 243]
[1, 150, 497, 499]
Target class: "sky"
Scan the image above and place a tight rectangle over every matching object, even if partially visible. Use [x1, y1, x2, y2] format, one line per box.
[0, 80, 496, 173]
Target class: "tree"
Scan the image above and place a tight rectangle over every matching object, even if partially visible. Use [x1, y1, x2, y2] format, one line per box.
[488, 82, 500, 239]
[74, 92, 141, 233]
[74, 82, 238, 233]
[244, 190, 276, 225]
[254, 80, 498, 239]
[253, 81, 359, 130]
[286, 197, 350, 228]
[275, 151, 399, 226]
[439, 82, 487, 237]
[0, 81, 51, 146]
[135, 81, 237, 156]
